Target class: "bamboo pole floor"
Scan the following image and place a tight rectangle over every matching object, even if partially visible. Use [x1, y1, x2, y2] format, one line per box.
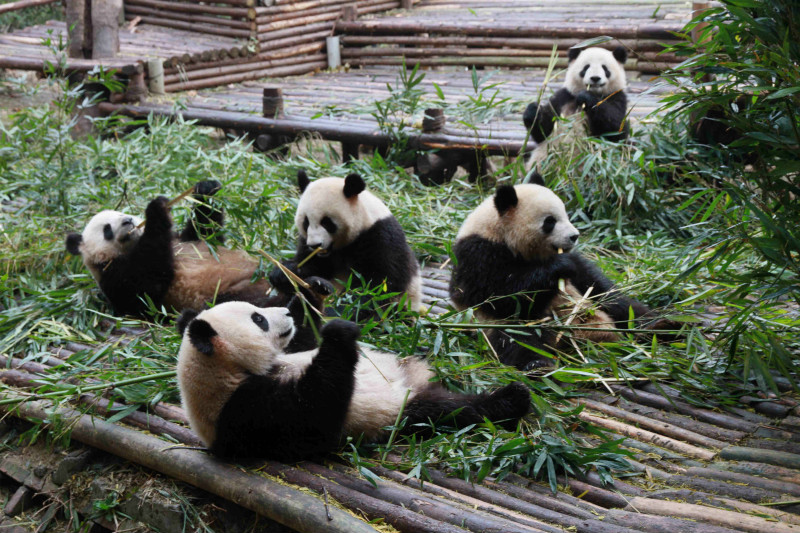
[0, 20, 251, 74]
[168, 65, 670, 154]
[2, 264, 800, 533]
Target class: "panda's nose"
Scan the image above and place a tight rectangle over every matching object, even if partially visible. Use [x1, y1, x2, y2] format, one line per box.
[590, 76, 601, 83]
[570, 233, 579, 243]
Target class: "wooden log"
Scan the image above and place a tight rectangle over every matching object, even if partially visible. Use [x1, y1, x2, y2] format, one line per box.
[124, 5, 255, 30]
[0, 0, 58, 14]
[92, 0, 122, 58]
[624, 497, 799, 533]
[163, 57, 326, 91]
[611, 386, 758, 433]
[684, 467, 800, 498]
[665, 474, 798, 507]
[0, 398, 378, 533]
[339, 35, 671, 52]
[708, 461, 800, 485]
[127, 15, 252, 38]
[500, 473, 606, 514]
[124, 0, 253, 18]
[575, 398, 727, 449]
[647, 489, 800, 527]
[577, 411, 716, 460]
[720, 446, 800, 470]
[98, 102, 524, 154]
[66, 0, 92, 58]
[562, 478, 627, 509]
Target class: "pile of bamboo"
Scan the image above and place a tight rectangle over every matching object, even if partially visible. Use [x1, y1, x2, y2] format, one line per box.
[336, 0, 691, 73]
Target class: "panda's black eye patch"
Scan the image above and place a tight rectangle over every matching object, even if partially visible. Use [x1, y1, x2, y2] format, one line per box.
[580, 65, 590, 77]
[302, 216, 309, 233]
[321, 216, 337, 234]
[251, 312, 270, 332]
[103, 224, 114, 241]
[602, 65, 611, 78]
[543, 216, 557, 234]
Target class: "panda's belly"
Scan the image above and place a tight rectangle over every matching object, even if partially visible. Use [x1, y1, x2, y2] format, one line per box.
[165, 241, 265, 310]
[275, 347, 434, 441]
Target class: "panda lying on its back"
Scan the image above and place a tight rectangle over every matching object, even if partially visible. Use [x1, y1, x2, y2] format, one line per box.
[524, 46, 629, 177]
[66, 180, 330, 323]
[269, 170, 422, 313]
[177, 299, 530, 461]
[450, 184, 653, 370]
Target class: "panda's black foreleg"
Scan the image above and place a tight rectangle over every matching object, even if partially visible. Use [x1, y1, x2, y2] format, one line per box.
[486, 329, 558, 371]
[577, 90, 629, 141]
[179, 179, 225, 243]
[403, 382, 530, 433]
[523, 88, 575, 143]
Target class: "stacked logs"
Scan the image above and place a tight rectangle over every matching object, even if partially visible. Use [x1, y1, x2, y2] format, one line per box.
[120, 0, 403, 92]
[335, 0, 691, 73]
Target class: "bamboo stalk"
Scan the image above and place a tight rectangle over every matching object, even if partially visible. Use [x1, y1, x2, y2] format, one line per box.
[0, 397, 378, 533]
[625, 497, 799, 533]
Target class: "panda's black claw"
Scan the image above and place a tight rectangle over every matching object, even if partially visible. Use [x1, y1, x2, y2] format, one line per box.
[194, 180, 222, 197]
[268, 264, 294, 291]
[576, 91, 599, 110]
[306, 276, 334, 297]
[320, 319, 361, 345]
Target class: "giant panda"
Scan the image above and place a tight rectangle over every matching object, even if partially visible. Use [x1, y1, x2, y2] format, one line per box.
[65, 180, 330, 320]
[523, 46, 630, 178]
[269, 170, 422, 313]
[449, 184, 654, 370]
[176, 299, 530, 460]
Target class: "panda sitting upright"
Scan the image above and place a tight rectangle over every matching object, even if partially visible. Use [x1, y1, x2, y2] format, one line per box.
[66, 180, 330, 319]
[450, 184, 655, 370]
[523, 46, 630, 175]
[176, 299, 530, 460]
[269, 170, 422, 313]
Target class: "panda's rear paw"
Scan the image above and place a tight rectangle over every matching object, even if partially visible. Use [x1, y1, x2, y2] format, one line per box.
[306, 276, 334, 297]
[194, 180, 222, 197]
[320, 319, 361, 345]
[481, 382, 531, 429]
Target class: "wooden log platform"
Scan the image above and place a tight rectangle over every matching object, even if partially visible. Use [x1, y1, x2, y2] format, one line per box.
[1, 267, 799, 533]
[337, 0, 699, 73]
[103, 65, 670, 155]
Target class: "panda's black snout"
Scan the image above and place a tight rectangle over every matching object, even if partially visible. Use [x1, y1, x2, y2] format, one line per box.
[569, 234, 579, 243]
[590, 76, 601, 83]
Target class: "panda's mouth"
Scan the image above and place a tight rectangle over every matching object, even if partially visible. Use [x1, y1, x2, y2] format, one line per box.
[553, 243, 575, 253]
[279, 327, 294, 338]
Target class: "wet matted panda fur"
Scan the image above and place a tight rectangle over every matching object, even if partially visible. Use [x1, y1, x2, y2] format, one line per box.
[269, 170, 422, 313]
[176, 299, 530, 461]
[449, 184, 654, 370]
[523, 46, 630, 178]
[65, 180, 330, 318]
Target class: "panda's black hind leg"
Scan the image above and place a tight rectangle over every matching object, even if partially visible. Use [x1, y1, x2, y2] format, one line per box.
[488, 330, 556, 371]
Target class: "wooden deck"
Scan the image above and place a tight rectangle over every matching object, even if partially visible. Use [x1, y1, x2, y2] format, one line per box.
[2, 266, 799, 533]
[0, 20, 250, 73]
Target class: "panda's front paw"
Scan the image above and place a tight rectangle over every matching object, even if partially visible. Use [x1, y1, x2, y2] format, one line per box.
[305, 276, 334, 297]
[320, 319, 361, 345]
[144, 196, 172, 231]
[268, 262, 297, 291]
[522, 102, 539, 131]
[194, 180, 222, 197]
[576, 91, 600, 111]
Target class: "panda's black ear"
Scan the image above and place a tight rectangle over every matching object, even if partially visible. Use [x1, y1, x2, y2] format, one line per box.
[176, 309, 200, 335]
[66, 233, 83, 255]
[188, 318, 217, 356]
[494, 185, 518, 215]
[297, 170, 310, 193]
[343, 173, 366, 198]
[613, 46, 628, 64]
[568, 47, 582, 62]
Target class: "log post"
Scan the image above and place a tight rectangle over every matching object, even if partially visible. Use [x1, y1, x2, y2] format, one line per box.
[342, 4, 357, 22]
[91, 0, 122, 58]
[422, 108, 445, 133]
[253, 87, 290, 155]
[326, 36, 341, 69]
[400, 0, 413, 9]
[123, 70, 147, 103]
[66, 0, 92, 58]
[147, 58, 165, 95]
[262, 87, 284, 119]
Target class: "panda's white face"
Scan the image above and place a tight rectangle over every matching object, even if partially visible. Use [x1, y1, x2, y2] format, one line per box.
[295, 176, 390, 254]
[73, 210, 143, 278]
[457, 184, 579, 262]
[180, 302, 296, 374]
[565, 47, 627, 96]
